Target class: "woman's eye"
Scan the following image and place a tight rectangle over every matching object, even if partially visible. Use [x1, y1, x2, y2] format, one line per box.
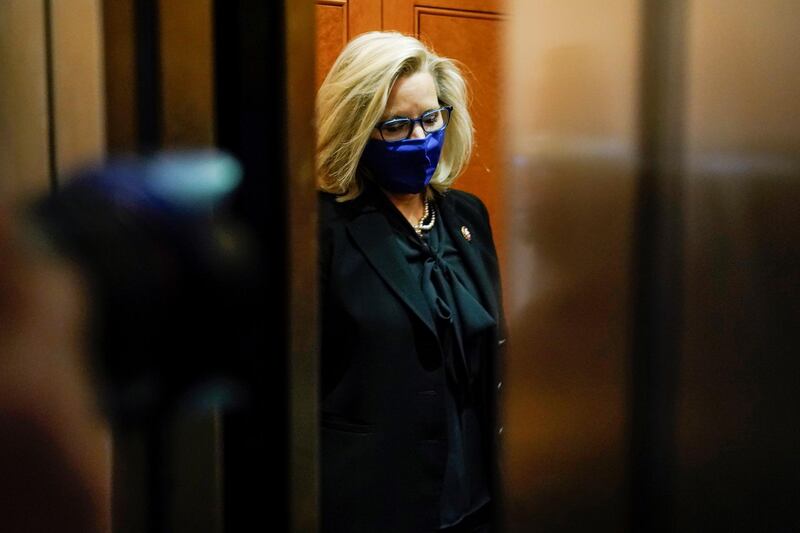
[383, 121, 407, 132]
[422, 112, 441, 125]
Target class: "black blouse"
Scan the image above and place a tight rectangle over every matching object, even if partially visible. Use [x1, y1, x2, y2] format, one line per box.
[381, 194, 496, 529]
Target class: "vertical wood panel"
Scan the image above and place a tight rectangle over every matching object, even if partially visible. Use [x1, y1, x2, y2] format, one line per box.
[348, 0, 382, 35]
[315, 0, 382, 91]
[50, 0, 106, 182]
[382, 0, 414, 34]
[286, 1, 320, 530]
[0, 1, 50, 201]
[504, 0, 640, 530]
[417, 8, 507, 270]
[102, 0, 138, 153]
[159, 0, 215, 147]
[315, 2, 348, 90]
[677, 0, 800, 530]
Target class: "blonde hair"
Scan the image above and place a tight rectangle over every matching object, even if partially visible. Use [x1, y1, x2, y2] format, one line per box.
[316, 31, 473, 201]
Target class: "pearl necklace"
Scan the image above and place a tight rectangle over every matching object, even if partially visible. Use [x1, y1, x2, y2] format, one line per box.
[414, 198, 436, 236]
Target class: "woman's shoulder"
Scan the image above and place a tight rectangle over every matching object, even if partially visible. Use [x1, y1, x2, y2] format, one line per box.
[439, 188, 490, 220]
[318, 191, 356, 227]
[318, 186, 381, 225]
[318, 191, 337, 211]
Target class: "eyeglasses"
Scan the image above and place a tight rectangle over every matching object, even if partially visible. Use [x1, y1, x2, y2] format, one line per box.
[374, 105, 453, 142]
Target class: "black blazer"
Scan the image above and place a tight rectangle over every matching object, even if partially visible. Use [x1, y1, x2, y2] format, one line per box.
[319, 184, 506, 533]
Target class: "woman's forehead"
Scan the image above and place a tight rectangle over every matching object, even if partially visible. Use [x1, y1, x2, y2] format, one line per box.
[383, 71, 438, 117]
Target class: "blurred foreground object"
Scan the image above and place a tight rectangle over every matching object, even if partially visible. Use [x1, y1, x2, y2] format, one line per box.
[2, 150, 261, 533]
[31, 150, 257, 422]
[503, 1, 799, 532]
[1, 200, 109, 532]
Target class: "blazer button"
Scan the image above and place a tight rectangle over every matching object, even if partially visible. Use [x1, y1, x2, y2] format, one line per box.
[497, 338, 507, 346]
[498, 426, 504, 435]
[497, 381, 502, 391]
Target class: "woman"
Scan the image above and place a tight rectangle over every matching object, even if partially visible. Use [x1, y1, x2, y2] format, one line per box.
[317, 32, 506, 533]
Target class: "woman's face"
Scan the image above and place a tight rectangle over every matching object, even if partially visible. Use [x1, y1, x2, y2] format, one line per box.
[371, 71, 440, 140]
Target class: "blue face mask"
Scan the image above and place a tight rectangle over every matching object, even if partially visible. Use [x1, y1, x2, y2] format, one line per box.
[360, 128, 445, 194]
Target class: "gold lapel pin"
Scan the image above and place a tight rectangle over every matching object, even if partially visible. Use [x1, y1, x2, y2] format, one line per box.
[460, 225, 472, 242]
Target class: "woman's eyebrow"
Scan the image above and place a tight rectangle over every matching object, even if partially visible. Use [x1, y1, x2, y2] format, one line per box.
[381, 107, 440, 121]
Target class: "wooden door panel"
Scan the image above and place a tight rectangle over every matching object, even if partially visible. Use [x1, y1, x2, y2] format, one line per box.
[417, 8, 507, 265]
[159, 0, 215, 147]
[316, 1, 348, 89]
[50, 0, 106, 181]
[0, 1, 50, 200]
[315, 0, 382, 91]
[384, 0, 504, 33]
[348, 0, 382, 36]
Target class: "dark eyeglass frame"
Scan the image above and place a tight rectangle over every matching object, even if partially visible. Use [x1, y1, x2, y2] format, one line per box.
[373, 105, 454, 142]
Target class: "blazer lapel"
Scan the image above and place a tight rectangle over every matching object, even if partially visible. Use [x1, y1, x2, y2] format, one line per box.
[346, 205, 439, 341]
[438, 194, 500, 324]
